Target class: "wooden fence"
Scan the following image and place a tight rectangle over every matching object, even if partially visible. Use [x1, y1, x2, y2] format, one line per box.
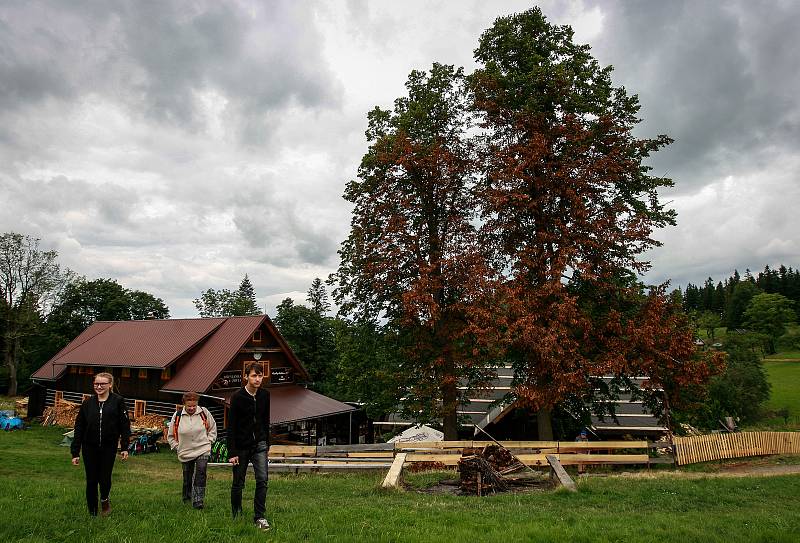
[674, 432, 800, 465]
[252, 440, 659, 472]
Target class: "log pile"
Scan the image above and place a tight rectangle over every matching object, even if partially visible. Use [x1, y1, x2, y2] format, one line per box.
[15, 397, 28, 417]
[41, 399, 81, 426]
[131, 413, 169, 430]
[458, 444, 548, 496]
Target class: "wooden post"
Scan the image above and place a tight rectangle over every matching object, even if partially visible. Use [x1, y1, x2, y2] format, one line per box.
[546, 455, 577, 492]
[381, 452, 407, 488]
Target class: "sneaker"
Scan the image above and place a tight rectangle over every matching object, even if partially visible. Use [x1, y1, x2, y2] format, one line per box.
[100, 499, 111, 517]
[254, 518, 270, 531]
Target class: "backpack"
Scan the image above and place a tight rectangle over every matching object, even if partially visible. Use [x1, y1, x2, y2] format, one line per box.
[210, 440, 229, 463]
[171, 408, 210, 443]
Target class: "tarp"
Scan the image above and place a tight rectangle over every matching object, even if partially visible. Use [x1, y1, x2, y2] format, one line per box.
[0, 415, 24, 430]
[388, 424, 443, 443]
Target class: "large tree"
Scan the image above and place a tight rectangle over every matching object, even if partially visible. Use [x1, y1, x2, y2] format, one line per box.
[743, 292, 796, 354]
[0, 233, 71, 395]
[470, 8, 717, 437]
[331, 63, 499, 439]
[273, 289, 337, 396]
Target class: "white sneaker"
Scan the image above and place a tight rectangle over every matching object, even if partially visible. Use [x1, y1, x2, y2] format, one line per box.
[254, 518, 271, 530]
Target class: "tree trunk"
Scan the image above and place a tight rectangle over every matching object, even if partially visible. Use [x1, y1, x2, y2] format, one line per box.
[537, 408, 553, 441]
[442, 379, 459, 441]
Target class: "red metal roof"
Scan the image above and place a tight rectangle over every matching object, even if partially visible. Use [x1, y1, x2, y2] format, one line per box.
[32, 315, 310, 394]
[31, 318, 225, 380]
[163, 315, 269, 393]
[218, 385, 356, 424]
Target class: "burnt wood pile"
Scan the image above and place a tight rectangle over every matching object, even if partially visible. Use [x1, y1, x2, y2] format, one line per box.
[458, 444, 549, 496]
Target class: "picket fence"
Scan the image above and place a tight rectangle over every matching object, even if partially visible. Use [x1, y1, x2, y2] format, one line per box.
[673, 431, 800, 465]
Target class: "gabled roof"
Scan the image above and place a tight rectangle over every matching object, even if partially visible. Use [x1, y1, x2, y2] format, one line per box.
[216, 385, 356, 425]
[31, 315, 310, 391]
[163, 314, 309, 393]
[31, 318, 226, 381]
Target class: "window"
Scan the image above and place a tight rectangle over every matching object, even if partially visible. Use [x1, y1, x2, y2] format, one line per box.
[160, 368, 171, 381]
[134, 400, 146, 419]
[252, 330, 262, 342]
[138, 368, 148, 380]
[69, 366, 78, 374]
[121, 368, 130, 378]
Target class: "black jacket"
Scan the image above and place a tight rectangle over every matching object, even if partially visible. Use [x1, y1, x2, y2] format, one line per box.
[227, 387, 270, 454]
[71, 393, 131, 457]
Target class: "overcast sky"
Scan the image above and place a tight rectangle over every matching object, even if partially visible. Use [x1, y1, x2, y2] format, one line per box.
[1, 1, 798, 317]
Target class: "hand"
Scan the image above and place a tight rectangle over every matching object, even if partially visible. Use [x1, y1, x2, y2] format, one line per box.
[229, 456, 239, 465]
[120, 451, 129, 461]
[71, 457, 80, 466]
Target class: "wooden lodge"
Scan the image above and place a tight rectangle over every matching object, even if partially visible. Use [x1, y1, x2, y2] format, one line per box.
[29, 315, 367, 445]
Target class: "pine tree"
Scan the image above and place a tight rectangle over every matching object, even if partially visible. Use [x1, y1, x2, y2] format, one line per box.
[236, 275, 260, 315]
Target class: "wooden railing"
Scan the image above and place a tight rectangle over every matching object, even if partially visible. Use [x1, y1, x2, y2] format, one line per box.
[257, 440, 658, 472]
[674, 432, 800, 465]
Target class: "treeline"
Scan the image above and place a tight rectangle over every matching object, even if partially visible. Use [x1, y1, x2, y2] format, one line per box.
[678, 265, 800, 327]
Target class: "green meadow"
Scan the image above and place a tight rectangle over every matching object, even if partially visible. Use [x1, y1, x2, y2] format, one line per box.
[1, 426, 799, 543]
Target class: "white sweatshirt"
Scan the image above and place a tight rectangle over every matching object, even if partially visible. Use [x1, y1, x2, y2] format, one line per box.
[167, 406, 217, 462]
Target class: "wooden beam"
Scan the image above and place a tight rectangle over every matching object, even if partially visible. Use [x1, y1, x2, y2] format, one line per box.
[546, 455, 577, 492]
[381, 452, 408, 489]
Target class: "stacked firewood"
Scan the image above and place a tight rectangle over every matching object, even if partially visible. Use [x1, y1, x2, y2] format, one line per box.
[41, 399, 81, 426]
[458, 444, 546, 496]
[131, 413, 169, 429]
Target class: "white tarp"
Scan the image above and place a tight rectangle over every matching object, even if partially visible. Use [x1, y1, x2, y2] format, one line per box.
[387, 424, 444, 443]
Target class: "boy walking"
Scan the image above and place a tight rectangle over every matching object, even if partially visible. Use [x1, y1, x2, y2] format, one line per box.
[227, 362, 271, 530]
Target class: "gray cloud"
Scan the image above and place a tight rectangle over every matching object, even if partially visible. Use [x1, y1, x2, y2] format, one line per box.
[589, 1, 800, 190]
[0, 0, 343, 144]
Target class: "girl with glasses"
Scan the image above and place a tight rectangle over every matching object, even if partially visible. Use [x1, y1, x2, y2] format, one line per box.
[70, 372, 131, 516]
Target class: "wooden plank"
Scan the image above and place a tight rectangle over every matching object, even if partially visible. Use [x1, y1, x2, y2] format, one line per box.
[347, 452, 395, 458]
[557, 454, 649, 465]
[209, 462, 392, 470]
[318, 443, 395, 453]
[381, 453, 407, 488]
[269, 445, 317, 457]
[558, 441, 647, 450]
[269, 456, 395, 463]
[546, 455, 577, 492]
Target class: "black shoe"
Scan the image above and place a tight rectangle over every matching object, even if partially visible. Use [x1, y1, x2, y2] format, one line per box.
[193, 503, 204, 510]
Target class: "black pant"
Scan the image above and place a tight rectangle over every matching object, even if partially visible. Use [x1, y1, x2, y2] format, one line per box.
[231, 440, 268, 521]
[82, 445, 118, 515]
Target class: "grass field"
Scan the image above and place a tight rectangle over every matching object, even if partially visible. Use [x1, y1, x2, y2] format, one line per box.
[1, 426, 799, 542]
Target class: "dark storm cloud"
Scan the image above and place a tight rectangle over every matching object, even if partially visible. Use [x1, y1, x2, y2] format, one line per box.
[0, 0, 342, 143]
[588, 1, 800, 191]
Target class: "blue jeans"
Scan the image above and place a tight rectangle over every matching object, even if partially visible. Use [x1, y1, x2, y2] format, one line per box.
[231, 440, 268, 521]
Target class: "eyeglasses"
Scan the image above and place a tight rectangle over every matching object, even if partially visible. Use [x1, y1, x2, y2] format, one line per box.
[93, 382, 110, 387]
